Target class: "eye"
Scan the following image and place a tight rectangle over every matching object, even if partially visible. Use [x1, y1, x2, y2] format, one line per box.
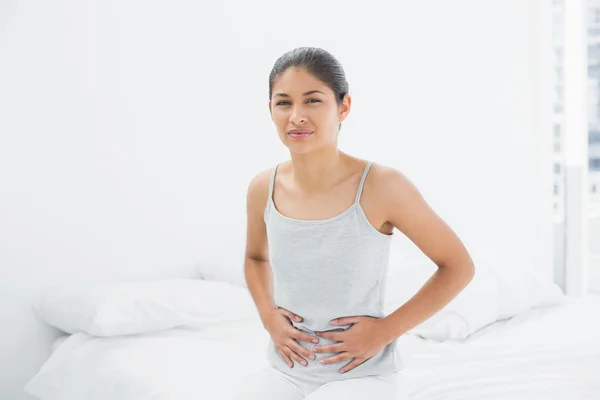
[276, 99, 321, 106]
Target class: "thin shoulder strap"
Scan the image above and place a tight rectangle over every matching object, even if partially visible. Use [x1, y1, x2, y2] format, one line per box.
[268, 163, 280, 201]
[354, 161, 374, 204]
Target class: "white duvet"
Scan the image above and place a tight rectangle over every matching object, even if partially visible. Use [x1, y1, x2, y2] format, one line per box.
[25, 297, 600, 400]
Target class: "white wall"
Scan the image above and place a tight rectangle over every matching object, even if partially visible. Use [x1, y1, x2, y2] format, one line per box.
[0, 1, 553, 399]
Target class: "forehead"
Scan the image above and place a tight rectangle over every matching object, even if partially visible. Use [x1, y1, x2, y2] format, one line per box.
[273, 67, 331, 95]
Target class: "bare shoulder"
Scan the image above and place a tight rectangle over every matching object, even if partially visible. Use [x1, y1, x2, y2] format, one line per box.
[353, 161, 419, 235]
[363, 161, 434, 234]
[366, 162, 473, 270]
[364, 162, 421, 205]
[246, 168, 273, 211]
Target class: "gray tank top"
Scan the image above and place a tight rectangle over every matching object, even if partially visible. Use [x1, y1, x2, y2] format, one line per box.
[263, 160, 403, 384]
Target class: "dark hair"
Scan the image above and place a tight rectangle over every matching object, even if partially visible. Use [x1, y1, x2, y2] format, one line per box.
[268, 47, 349, 107]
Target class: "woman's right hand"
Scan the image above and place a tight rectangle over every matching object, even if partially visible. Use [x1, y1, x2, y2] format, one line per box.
[262, 307, 319, 368]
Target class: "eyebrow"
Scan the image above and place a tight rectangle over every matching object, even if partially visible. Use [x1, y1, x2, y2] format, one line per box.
[274, 90, 325, 98]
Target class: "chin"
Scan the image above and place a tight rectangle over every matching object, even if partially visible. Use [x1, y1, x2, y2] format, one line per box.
[286, 144, 316, 155]
[279, 134, 310, 149]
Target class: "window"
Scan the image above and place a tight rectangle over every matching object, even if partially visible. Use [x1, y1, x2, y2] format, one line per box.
[589, 64, 600, 76]
[554, 141, 561, 152]
[589, 45, 600, 60]
[551, 0, 600, 294]
[554, 163, 562, 174]
[555, 66, 563, 79]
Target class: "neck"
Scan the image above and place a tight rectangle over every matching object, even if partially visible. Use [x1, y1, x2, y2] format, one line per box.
[289, 147, 347, 192]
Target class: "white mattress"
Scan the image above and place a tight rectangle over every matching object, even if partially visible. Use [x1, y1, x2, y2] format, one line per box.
[400, 295, 600, 399]
[25, 296, 600, 400]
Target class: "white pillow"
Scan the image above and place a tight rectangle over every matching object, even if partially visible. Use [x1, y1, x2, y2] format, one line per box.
[51, 335, 69, 352]
[33, 278, 258, 337]
[473, 251, 565, 319]
[196, 252, 247, 288]
[385, 246, 565, 341]
[385, 255, 500, 341]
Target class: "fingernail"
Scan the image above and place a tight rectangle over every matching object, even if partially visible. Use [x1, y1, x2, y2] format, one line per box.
[301, 360, 307, 366]
[312, 338, 319, 344]
[320, 360, 325, 364]
[295, 316, 302, 321]
[309, 354, 315, 360]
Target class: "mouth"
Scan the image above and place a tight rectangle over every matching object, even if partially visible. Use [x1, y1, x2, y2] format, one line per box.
[287, 130, 313, 139]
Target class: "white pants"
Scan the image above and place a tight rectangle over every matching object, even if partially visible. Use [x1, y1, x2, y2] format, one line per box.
[229, 366, 405, 400]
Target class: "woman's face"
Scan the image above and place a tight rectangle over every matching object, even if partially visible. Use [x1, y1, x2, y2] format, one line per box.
[269, 67, 350, 154]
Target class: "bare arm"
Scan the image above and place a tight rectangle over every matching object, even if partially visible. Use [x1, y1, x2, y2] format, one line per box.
[244, 169, 278, 326]
[244, 169, 318, 368]
[374, 166, 476, 343]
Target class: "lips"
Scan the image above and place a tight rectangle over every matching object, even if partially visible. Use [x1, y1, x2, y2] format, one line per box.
[288, 129, 313, 139]
[288, 129, 312, 134]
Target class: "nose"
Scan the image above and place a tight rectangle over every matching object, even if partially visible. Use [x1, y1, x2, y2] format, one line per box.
[290, 107, 307, 124]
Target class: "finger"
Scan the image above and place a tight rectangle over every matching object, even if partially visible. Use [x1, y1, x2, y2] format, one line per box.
[331, 316, 361, 325]
[320, 352, 352, 366]
[316, 331, 341, 341]
[291, 329, 320, 344]
[284, 346, 308, 367]
[312, 343, 344, 354]
[288, 340, 316, 361]
[278, 307, 303, 322]
[339, 357, 367, 374]
[278, 348, 293, 368]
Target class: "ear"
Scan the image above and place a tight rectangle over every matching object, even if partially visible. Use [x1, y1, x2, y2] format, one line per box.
[338, 93, 351, 123]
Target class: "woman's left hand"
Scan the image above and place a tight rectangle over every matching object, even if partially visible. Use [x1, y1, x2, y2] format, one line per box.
[313, 316, 392, 373]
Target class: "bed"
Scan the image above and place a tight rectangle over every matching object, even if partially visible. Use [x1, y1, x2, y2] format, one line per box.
[401, 295, 600, 399]
[22, 273, 600, 400]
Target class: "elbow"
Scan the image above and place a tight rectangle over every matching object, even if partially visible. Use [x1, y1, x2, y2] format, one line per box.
[458, 253, 476, 282]
[464, 261, 475, 284]
[463, 254, 475, 277]
[438, 256, 475, 285]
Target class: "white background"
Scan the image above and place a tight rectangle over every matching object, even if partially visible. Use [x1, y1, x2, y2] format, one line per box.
[0, 1, 552, 399]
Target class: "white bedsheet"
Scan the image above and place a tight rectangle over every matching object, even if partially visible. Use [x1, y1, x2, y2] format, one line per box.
[25, 297, 600, 400]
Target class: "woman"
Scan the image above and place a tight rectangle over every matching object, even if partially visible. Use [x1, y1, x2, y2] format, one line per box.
[233, 47, 475, 399]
